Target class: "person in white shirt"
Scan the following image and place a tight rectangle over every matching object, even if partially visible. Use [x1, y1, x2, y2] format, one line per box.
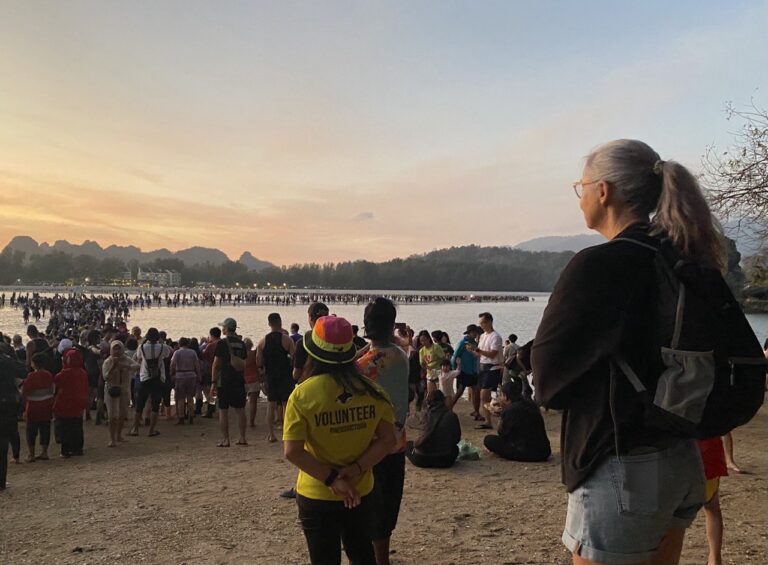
[468, 312, 503, 429]
[128, 327, 172, 437]
[437, 359, 459, 409]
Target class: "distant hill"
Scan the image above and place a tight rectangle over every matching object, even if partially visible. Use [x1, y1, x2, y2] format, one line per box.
[239, 251, 273, 271]
[2, 236, 274, 271]
[515, 222, 765, 258]
[514, 234, 604, 253]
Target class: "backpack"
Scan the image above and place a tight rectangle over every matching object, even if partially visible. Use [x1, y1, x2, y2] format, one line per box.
[142, 344, 163, 381]
[227, 338, 247, 373]
[612, 237, 766, 439]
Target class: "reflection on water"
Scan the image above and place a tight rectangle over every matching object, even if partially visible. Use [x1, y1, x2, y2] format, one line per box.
[1, 296, 766, 347]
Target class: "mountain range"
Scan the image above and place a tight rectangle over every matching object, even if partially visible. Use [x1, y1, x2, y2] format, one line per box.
[3, 221, 763, 273]
[514, 220, 764, 257]
[2, 236, 275, 271]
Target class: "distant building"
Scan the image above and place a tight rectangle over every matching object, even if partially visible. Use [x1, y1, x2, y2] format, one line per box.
[137, 268, 181, 287]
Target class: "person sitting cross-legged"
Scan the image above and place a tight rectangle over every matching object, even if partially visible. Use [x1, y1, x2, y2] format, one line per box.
[483, 379, 551, 462]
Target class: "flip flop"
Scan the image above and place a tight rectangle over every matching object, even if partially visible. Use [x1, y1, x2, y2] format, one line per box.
[217, 441, 231, 447]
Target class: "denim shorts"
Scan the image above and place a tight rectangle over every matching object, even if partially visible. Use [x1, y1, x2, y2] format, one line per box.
[563, 439, 705, 564]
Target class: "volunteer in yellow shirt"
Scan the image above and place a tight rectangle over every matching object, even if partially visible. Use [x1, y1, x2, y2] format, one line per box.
[283, 316, 396, 565]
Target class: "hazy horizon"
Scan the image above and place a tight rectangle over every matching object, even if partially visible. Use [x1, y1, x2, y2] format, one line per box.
[1, 1, 766, 264]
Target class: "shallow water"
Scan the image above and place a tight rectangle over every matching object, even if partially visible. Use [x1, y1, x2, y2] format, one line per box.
[1, 292, 766, 346]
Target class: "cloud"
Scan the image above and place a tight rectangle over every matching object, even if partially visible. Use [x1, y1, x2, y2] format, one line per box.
[352, 212, 374, 222]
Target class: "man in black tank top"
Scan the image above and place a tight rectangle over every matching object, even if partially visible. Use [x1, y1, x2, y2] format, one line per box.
[255, 313, 295, 443]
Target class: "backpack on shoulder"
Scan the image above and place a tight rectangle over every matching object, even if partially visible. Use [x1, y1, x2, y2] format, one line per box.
[142, 344, 163, 381]
[227, 339, 247, 373]
[613, 237, 766, 439]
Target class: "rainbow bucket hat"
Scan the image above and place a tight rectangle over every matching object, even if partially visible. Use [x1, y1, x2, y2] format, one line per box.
[304, 316, 356, 365]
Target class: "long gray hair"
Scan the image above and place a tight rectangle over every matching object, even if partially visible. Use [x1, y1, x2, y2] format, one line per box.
[586, 139, 726, 272]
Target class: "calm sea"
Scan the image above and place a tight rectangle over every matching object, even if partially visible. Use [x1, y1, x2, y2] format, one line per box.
[1, 290, 766, 346]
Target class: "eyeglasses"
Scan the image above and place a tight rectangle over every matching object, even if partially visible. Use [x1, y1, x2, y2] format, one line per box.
[572, 179, 599, 199]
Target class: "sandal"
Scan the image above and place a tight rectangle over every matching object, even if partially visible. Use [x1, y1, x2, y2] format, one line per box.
[236, 441, 248, 446]
[148, 430, 160, 437]
[217, 441, 230, 447]
[475, 424, 493, 430]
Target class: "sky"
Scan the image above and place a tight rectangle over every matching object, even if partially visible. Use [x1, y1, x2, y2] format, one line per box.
[1, 0, 766, 265]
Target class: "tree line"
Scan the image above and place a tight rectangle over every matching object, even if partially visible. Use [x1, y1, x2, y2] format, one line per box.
[0, 240, 749, 294]
[0, 246, 575, 291]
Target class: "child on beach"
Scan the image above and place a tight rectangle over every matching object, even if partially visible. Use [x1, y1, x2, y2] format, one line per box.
[21, 353, 54, 461]
[437, 359, 459, 409]
[698, 437, 728, 565]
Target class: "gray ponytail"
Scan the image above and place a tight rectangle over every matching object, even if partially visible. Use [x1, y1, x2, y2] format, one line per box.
[586, 139, 726, 272]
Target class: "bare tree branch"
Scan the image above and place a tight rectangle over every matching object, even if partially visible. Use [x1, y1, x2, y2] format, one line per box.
[701, 99, 768, 249]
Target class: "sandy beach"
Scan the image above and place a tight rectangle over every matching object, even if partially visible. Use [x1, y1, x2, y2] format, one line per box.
[1, 400, 766, 565]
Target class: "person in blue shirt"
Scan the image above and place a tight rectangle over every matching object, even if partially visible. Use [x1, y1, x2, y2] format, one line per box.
[450, 324, 481, 419]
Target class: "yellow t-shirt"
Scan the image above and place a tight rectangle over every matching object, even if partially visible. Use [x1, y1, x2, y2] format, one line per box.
[283, 373, 394, 501]
[419, 343, 445, 370]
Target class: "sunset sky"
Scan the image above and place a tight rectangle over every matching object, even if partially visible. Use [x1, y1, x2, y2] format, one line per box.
[1, 1, 766, 265]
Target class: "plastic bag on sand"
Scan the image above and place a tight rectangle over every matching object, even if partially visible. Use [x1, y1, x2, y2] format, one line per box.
[457, 439, 480, 461]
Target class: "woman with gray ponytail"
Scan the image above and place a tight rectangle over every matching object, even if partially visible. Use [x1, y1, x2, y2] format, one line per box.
[532, 140, 723, 565]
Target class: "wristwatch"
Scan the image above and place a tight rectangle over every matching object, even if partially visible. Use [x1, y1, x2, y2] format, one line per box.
[324, 468, 339, 487]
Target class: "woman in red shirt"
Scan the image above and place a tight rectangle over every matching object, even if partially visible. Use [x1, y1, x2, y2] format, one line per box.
[21, 353, 55, 461]
[53, 349, 89, 458]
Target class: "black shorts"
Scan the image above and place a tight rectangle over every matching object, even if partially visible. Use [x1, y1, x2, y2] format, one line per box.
[266, 373, 294, 403]
[162, 378, 173, 405]
[136, 378, 163, 413]
[457, 372, 478, 388]
[218, 380, 246, 410]
[370, 452, 406, 540]
[479, 368, 502, 391]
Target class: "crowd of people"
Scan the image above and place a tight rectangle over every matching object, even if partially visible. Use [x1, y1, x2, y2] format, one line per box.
[1, 289, 532, 322]
[1, 139, 768, 565]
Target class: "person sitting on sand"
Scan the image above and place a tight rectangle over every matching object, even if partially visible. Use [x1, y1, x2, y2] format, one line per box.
[483, 379, 551, 462]
[406, 390, 461, 468]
